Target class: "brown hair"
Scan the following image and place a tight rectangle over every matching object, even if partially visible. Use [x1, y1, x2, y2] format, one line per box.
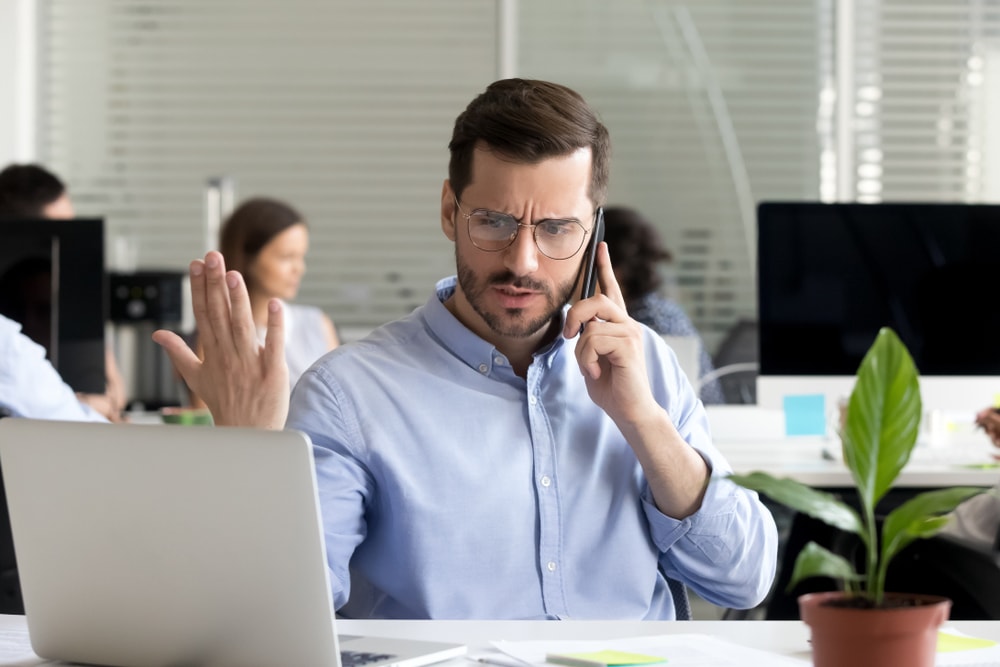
[0, 163, 67, 218]
[602, 206, 672, 304]
[218, 197, 305, 289]
[448, 79, 611, 206]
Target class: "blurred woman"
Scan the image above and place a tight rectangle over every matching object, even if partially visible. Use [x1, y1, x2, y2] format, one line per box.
[197, 197, 338, 399]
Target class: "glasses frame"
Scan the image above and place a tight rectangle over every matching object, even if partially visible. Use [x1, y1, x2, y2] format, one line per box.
[454, 197, 595, 261]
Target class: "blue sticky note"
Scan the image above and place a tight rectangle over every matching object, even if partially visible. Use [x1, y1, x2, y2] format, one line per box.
[783, 394, 826, 436]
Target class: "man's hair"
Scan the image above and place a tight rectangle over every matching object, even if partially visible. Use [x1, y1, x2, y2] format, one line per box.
[602, 205, 672, 303]
[218, 197, 305, 287]
[0, 164, 67, 219]
[448, 79, 611, 206]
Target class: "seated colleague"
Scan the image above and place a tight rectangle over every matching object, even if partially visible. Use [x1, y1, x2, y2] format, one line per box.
[0, 163, 127, 421]
[154, 78, 778, 619]
[939, 406, 1000, 548]
[602, 206, 725, 404]
[0, 313, 106, 422]
[190, 197, 338, 406]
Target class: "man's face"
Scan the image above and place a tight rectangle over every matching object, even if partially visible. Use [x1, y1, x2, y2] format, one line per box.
[440, 146, 595, 346]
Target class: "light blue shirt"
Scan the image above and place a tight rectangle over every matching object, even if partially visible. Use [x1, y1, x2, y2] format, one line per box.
[287, 277, 777, 619]
[0, 314, 105, 422]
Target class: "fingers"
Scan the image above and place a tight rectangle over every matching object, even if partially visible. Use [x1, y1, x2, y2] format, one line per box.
[152, 329, 203, 386]
[226, 270, 258, 355]
[203, 252, 235, 355]
[595, 243, 625, 307]
[263, 298, 287, 379]
[563, 244, 627, 338]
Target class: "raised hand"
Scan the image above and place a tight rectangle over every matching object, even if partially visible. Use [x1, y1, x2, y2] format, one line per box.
[152, 251, 289, 429]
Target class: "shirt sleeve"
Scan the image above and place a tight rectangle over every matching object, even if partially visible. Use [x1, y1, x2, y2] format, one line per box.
[0, 316, 107, 422]
[286, 363, 371, 610]
[639, 335, 778, 610]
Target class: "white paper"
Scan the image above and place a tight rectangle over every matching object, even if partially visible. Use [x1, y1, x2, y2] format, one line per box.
[491, 634, 809, 667]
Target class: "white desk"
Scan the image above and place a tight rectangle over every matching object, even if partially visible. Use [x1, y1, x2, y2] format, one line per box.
[708, 405, 999, 488]
[0, 615, 998, 666]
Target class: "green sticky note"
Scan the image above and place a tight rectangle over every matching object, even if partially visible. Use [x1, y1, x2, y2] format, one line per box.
[938, 631, 998, 652]
[547, 650, 666, 667]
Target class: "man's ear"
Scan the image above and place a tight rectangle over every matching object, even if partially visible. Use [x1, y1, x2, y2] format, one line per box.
[440, 180, 457, 241]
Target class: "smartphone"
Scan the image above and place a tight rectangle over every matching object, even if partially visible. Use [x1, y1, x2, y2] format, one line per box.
[579, 207, 605, 301]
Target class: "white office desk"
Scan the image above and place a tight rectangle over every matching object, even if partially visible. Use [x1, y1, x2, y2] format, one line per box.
[0, 615, 998, 665]
[708, 405, 999, 488]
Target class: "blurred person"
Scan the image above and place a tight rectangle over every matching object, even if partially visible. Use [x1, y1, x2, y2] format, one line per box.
[190, 197, 338, 405]
[0, 163, 126, 420]
[938, 406, 1000, 548]
[602, 205, 724, 404]
[155, 78, 777, 620]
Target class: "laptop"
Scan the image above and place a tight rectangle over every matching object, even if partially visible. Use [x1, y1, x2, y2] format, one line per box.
[0, 419, 467, 667]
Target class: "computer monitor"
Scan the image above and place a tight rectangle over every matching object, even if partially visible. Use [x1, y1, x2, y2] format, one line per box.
[0, 218, 106, 394]
[756, 202, 1000, 410]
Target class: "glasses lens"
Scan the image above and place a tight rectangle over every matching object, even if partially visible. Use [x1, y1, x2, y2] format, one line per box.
[534, 220, 587, 260]
[468, 212, 518, 250]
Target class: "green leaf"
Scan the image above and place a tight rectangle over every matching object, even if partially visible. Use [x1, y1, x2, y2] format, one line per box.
[841, 328, 922, 512]
[880, 486, 988, 567]
[727, 472, 864, 536]
[786, 541, 863, 592]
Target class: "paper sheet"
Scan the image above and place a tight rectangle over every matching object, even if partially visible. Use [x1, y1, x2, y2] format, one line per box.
[491, 634, 809, 667]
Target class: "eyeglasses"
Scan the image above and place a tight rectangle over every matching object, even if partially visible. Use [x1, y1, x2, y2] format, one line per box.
[454, 197, 593, 261]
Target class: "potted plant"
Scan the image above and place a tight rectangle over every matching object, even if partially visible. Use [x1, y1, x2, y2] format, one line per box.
[730, 327, 986, 667]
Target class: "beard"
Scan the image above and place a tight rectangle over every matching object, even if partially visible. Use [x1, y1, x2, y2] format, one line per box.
[455, 249, 579, 340]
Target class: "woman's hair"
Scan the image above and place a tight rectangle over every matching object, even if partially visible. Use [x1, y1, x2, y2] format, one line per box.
[0, 164, 66, 218]
[448, 78, 611, 206]
[602, 206, 673, 303]
[218, 197, 305, 289]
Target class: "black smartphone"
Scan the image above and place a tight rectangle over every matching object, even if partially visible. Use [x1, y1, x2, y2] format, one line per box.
[579, 206, 605, 301]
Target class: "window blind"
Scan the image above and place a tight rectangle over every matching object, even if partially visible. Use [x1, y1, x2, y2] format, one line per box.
[517, 0, 833, 353]
[39, 0, 498, 338]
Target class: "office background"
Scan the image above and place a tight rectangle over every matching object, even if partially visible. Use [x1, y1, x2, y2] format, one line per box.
[0, 0, 997, 352]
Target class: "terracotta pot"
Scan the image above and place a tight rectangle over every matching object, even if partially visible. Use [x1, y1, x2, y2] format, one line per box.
[799, 591, 951, 667]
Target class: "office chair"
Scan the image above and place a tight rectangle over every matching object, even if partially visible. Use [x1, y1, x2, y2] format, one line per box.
[711, 319, 758, 404]
[884, 530, 1000, 619]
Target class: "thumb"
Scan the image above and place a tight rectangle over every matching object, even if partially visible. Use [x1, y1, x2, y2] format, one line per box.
[152, 329, 203, 385]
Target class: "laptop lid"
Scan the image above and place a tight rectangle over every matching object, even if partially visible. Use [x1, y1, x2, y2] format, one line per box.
[0, 419, 464, 667]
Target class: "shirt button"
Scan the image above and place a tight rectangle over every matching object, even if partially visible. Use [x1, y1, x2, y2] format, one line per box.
[547, 561, 557, 572]
[540, 475, 551, 487]
[529, 395, 537, 405]
[494, 356, 505, 365]
[478, 363, 488, 374]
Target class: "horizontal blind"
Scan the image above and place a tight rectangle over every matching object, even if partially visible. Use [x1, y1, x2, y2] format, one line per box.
[40, 0, 497, 335]
[851, 0, 1000, 203]
[518, 0, 833, 354]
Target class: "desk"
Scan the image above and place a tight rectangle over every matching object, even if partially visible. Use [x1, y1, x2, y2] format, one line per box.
[0, 615, 998, 666]
[707, 405, 999, 488]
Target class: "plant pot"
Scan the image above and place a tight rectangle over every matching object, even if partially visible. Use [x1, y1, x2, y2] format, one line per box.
[799, 591, 951, 667]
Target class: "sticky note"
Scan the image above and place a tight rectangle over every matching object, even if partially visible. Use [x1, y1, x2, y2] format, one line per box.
[783, 394, 827, 436]
[937, 631, 998, 652]
[546, 650, 666, 667]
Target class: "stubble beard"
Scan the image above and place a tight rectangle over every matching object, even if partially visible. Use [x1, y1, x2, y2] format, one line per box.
[455, 250, 578, 340]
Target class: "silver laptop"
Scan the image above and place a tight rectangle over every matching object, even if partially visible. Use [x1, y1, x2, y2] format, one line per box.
[0, 419, 467, 667]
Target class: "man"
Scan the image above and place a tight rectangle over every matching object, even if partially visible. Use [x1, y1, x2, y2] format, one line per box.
[0, 313, 105, 421]
[0, 163, 127, 420]
[155, 79, 778, 619]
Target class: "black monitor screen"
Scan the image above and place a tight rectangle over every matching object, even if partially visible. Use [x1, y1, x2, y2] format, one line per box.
[0, 218, 105, 393]
[758, 202, 1000, 376]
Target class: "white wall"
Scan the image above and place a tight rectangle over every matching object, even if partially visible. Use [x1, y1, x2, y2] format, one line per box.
[0, 0, 37, 164]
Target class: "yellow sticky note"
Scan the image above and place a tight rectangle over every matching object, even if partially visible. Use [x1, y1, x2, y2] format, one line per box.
[547, 650, 666, 667]
[993, 393, 1000, 409]
[938, 631, 998, 653]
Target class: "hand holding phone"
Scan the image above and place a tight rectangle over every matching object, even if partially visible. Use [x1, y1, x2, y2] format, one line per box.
[579, 207, 605, 301]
